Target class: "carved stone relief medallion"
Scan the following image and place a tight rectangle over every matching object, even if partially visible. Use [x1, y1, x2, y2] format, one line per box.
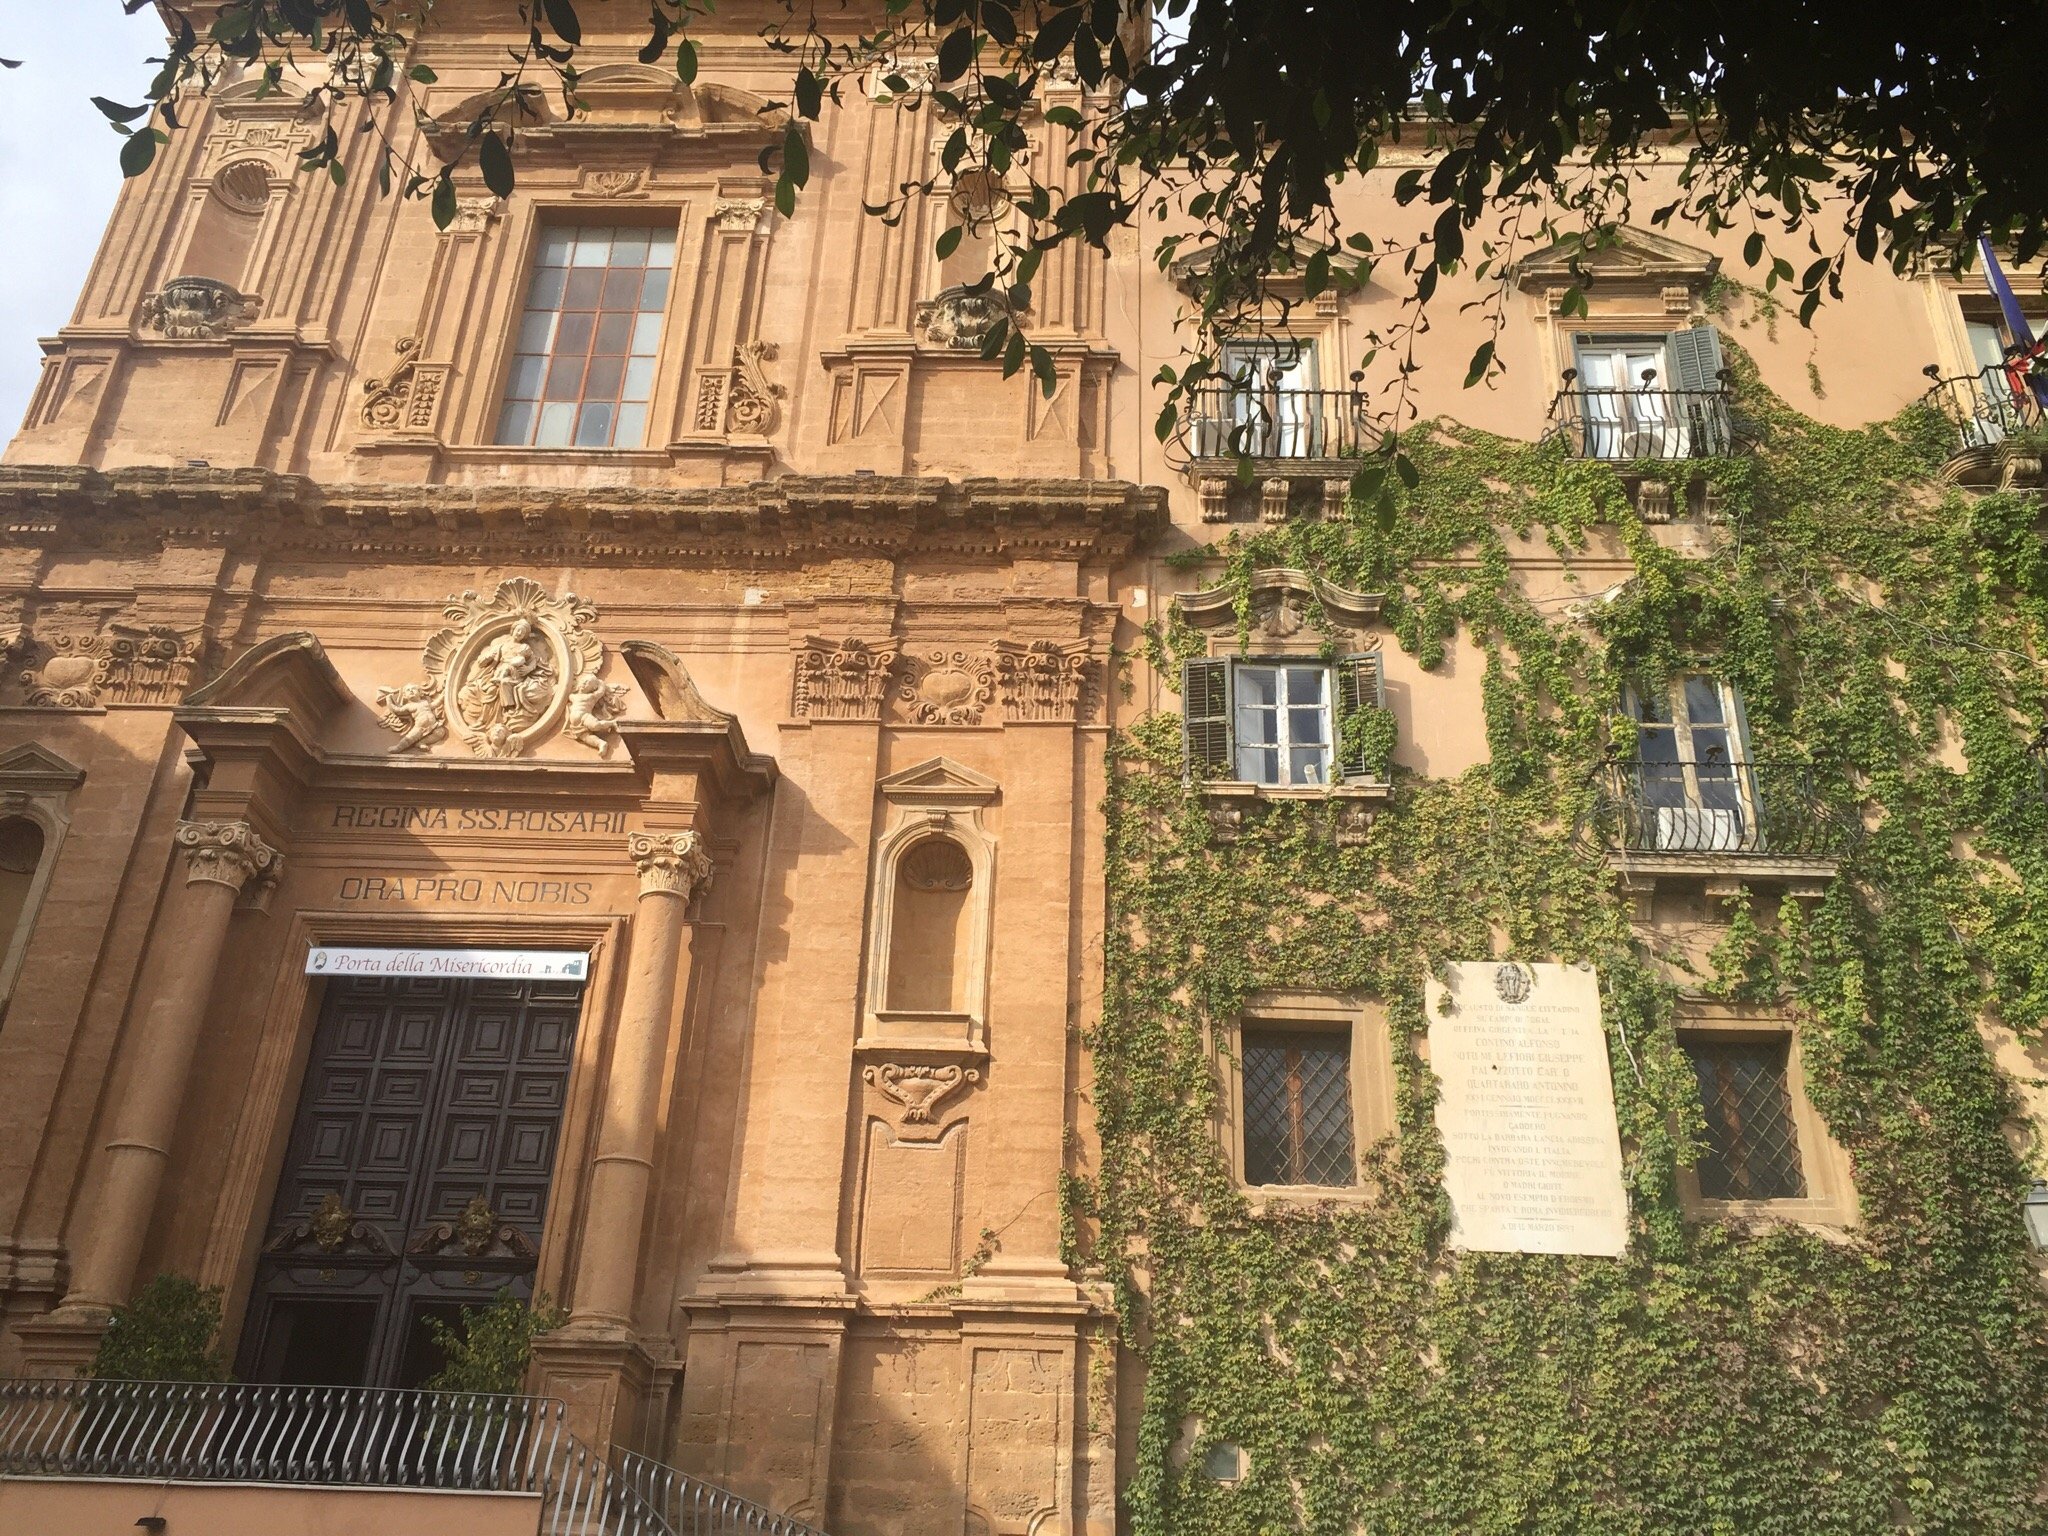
[863, 1061, 980, 1142]
[140, 276, 260, 339]
[897, 649, 995, 725]
[377, 578, 626, 758]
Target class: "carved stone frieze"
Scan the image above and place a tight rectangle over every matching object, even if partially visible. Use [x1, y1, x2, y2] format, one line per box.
[140, 277, 260, 339]
[794, 637, 899, 720]
[995, 639, 1092, 723]
[20, 622, 205, 708]
[726, 340, 785, 435]
[175, 819, 278, 893]
[379, 578, 625, 758]
[359, 336, 445, 433]
[863, 1060, 981, 1142]
[628, 829, 715, 900]
[897, 649, 996, 725]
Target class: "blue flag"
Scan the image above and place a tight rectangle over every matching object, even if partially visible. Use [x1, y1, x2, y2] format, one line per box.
[1978, 235, 2048, 407]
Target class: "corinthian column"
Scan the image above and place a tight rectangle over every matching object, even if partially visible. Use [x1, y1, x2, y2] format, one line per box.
[63, 819, 277, 1312]
[566, 830, 712, 1331]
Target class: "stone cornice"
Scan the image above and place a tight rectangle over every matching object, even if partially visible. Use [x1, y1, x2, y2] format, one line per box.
[0, 467, 1166, 565]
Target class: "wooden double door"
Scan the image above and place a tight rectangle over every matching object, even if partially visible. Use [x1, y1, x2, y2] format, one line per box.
[239, 973, 584, 1387]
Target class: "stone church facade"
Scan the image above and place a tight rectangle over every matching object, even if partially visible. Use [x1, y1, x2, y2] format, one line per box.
[0, 4, 2041, 1535]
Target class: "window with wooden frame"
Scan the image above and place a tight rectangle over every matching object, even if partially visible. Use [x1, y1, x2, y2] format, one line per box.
[496, 224, 676, 449]
[1183, 654, 1384, 788]
[1621, 674, 1753, 852]
[1568, 323, 1729, 459]
[1240, 1027, 1356, 1187]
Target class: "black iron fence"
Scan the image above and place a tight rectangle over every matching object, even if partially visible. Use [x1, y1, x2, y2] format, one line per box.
[1595, 760, 1851, 859]
[1919, 361, 2045, 451]
[1547, 372, 1736, 460]
[0, 1378, 833, 1536]
[1185, 381, 1374, 460]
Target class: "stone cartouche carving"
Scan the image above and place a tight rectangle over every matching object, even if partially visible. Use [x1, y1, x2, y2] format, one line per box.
[140, 276, 260, 339]
[916, 286, 1014, 350]
[995, 639, 1091, 722]
[1494, 962, 1532, 1005]
[266, 1193, 389, 1258]
[21, 623, 206, 708]
[863, 1061, 980, 1140]
[359, 335, 441, 432]
[628, 829, 715, 899]
[898, 649, 995, 725]
[175, 819, 278, 892]
[310, 1192, 354, 1253]
[374, 680, 447, 752]
[408, 1196, 536, 1262]
[726, 340, 785, 435]
[793, 637, 899, 720]
[382, 579, 622, 758]
[576, 166, 647, 199]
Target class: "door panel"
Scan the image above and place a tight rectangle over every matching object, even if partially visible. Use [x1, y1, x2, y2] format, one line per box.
[241, 973, 585, 1388]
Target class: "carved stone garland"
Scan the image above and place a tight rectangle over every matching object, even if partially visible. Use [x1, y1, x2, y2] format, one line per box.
[897, 649, 997, 725]
[793, 638, 899, 720]
[375, 578, 627, 758]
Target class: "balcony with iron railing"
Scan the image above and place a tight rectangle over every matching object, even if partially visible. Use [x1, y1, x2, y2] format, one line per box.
[1918, 361, 2048, 489]
[1593, 759, 1852, 904]
[1546, 368, 1740, 463]
[1179, 373, 1379, 523]
[0, 1378, 825, 1536]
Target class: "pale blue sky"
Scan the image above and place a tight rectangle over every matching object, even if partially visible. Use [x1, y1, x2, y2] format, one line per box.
[0, 2, 165, 434]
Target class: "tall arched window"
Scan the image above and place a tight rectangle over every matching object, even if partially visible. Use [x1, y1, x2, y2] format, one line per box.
[0, 744, 85, 1023]
[0, 817, 46, 965]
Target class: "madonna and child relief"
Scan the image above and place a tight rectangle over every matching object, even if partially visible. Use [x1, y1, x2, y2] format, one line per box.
[375, 577, 630, 758]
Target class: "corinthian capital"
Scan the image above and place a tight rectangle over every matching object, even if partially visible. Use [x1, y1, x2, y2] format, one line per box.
[174, 819, 278, 892]
[627, 830, 714, 900]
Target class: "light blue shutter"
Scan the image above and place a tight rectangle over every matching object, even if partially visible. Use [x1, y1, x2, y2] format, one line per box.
[1665, 324, 1726, 392]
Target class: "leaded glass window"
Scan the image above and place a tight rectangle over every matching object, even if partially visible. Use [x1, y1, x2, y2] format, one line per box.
[1242, 1028, 1355, 1186]
[1685, 1036, 1807, 1200]
[496, 225, 674, 449]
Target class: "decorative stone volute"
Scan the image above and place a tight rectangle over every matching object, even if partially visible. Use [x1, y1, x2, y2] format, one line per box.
[174, 819, 278, 892]
[862, 1061, 981, 1141]
[995, 639, 1092, 722]
[793, 637, 898, 720]
[628, 830, 714, 900]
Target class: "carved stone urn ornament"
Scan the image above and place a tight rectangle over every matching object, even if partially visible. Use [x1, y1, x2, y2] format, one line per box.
[377, 578, 626, 758]
[140, 276, 260, 339]
[863, 1061, 980, 1140]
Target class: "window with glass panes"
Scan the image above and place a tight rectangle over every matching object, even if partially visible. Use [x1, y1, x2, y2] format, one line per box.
[1241, 1027, 1355, 1186]
[1233, 664, 1332, 786]
[496, 225, 674, 448]
[1624, 675, 1748, 851]
[1683, 1036, 1807, 1200]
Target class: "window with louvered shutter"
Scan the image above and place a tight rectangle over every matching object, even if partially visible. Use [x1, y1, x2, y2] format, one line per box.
[1182, 658, 1232, 779]
[1664, 323, 1725, 393]
[1241, 1027, 1356, 1186]
[1333, 652, 1387, 781]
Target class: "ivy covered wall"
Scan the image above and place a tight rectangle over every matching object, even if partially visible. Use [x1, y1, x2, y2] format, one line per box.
[1078, 350, 2048, 1535]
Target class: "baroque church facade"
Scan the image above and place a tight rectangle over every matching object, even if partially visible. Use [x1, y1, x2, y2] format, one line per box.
[0, 3, 2043, 1533]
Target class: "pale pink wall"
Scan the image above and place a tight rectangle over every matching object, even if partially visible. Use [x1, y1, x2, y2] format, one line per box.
[0, 1477, 542, 1536]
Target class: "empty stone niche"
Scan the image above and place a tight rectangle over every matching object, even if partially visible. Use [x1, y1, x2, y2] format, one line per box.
[861, 757, 998, 1055]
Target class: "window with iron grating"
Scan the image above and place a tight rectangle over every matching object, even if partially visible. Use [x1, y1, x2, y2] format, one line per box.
[1242, 1027, 1355, 1186]
[1684, 1036, 1807, 1200]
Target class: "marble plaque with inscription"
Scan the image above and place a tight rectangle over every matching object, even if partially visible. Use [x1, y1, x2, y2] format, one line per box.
[1426, 961, 1628, 1257]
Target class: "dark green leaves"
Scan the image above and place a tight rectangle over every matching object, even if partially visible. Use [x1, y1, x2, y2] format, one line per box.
[537, 0, 581, 45]
[477, 131, 514, 197]
[936, 27, 975, 82]
[91, 97, 150, 124]
[118, 128, 160, 177]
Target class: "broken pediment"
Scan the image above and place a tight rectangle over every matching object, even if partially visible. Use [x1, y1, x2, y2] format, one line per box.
[1514, 227, 1720, 294]
[620, 640, 737, 726]
[1167, 235, 1347, 292]
[1176, 568, 1385, 644]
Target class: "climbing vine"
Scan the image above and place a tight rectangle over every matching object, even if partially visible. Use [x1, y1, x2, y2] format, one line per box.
[1078, 343, 2048, 1535]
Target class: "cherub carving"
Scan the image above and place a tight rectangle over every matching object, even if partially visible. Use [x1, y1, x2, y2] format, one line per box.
[564, 670, 629, 755]
[375, 681, 447, 752]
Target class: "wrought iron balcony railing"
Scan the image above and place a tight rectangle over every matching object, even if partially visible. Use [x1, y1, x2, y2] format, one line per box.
[1595, 760, 1851, 860]
[1919, 361, 2044, 452]
[1185, 379, 1375, 461]
[0, 1378, 830, 1536]
[1547, 370, 1737, 461]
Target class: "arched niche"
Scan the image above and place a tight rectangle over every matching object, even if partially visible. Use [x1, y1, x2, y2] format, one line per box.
[862, 758, 998, 1055]
[0, 744, 85, 1022]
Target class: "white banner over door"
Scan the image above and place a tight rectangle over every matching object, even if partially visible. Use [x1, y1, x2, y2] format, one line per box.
[304, 947, 589, 982]
[1426, 960, 1629, 1257]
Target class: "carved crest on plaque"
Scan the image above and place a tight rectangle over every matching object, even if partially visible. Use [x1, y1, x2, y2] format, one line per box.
[140, 276, 260, 339]
[1494, 961, 1532, 1005]
[381, 578, 625, 758]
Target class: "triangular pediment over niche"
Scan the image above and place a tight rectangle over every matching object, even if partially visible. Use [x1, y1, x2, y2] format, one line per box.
[0, 743, 85, 791]
[878, 756, 1000, 807]
[1514, 228, 1720, 291]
